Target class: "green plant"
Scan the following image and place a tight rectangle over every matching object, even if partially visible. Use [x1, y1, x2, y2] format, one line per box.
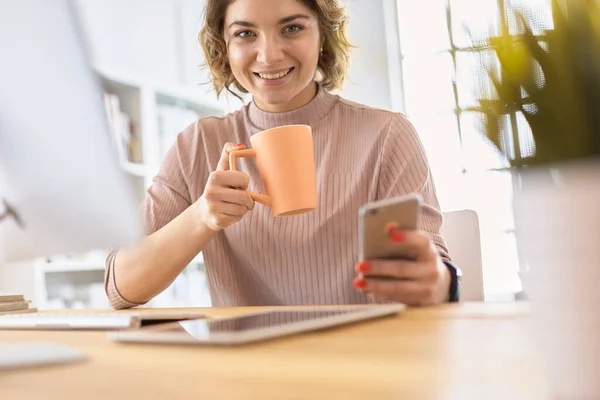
[477, 0, 600, 168]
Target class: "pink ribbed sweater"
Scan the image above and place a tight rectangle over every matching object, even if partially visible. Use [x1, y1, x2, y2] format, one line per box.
[105, 85, 450, 309]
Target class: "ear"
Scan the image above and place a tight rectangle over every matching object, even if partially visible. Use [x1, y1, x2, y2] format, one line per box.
[319, 38, 326, 56]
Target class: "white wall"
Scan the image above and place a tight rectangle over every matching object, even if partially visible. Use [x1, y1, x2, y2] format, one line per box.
[74, 0, 182, 86]
[340, 0, 395, 111]
[74, 0, 396, 111]
[0, 262, 37, 303]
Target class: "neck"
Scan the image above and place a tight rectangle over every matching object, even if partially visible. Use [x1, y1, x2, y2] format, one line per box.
[246, 82, 338, 131]
[254, 81, 318, 113]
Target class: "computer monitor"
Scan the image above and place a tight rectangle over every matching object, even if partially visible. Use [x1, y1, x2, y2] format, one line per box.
[0, 0, 142, 263]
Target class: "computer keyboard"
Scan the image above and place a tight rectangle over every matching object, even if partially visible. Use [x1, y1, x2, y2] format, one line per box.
[0, 310, 206, 330]
[0, 312, 139, 330]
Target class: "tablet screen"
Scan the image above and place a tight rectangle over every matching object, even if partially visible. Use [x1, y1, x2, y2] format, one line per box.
[168, 309, 376, 339]
[110, 305, 405, 345]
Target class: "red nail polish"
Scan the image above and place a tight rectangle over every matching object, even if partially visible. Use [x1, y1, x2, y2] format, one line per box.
[385, 223, 399, 233]
[353, 277, 367, 289]
[357, 261, 370, 273]
[234, 143, 245, 148]
[390, 232, 405, 242]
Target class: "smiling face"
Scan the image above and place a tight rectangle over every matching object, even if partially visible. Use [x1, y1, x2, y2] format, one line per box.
[223, 0, 322, 112]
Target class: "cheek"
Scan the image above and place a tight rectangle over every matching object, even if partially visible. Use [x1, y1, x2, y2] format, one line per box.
[298, 51, 320, 76]
[227, 46, 250, 75]
[293, 40, 320, 70]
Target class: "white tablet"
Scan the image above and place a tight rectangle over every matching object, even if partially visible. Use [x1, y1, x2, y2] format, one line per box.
[109, 305, 405, 345]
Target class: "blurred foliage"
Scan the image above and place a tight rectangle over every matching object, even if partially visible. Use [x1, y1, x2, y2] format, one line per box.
[477, 0, 600, 168]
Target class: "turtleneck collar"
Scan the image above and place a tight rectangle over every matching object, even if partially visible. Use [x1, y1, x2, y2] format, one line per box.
[244, 83, 339, 131]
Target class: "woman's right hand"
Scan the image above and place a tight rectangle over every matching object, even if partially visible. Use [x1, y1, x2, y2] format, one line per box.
[197, 142, 255, 231]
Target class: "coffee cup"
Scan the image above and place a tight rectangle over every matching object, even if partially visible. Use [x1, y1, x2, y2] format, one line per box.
[229, 124, 317, 217]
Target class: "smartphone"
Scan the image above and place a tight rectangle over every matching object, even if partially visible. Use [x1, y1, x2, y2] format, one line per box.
[358, 193, 422, 261]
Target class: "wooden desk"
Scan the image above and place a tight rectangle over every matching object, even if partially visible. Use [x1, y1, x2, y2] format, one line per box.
[0, 302, 547, 399]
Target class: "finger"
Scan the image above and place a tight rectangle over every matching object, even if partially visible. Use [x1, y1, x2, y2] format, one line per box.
[207, 201, 249, 218]
[208, 170, 249, 190]
[204, 187, 255, 210]
[387, 229, 437, 262]
[354, 277, 434, 305]
[356, 260, 429, 280]
[217, 142, 245, 171]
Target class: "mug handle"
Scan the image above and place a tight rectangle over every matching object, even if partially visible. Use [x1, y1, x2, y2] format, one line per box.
[229, 149, 273, 207]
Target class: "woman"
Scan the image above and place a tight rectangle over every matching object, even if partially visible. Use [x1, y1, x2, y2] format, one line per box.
[104, 0, 460, 309]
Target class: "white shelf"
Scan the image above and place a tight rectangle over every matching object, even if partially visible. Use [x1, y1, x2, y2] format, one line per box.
[154, 85, 225, 115]
[94, 65, 226, 115]
[93, 66, 145, 90]
[41, 254, 201, 275]
[40, 261, 105, 273]
[31, 65, 218, 310]
[191, 252, 204, 265]
[121, 161, 147, 177]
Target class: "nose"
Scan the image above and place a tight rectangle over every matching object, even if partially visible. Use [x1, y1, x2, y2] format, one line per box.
[256, 36, 285, 65]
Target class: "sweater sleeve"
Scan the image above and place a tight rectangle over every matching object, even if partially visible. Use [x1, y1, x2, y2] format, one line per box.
[104, 122, 200, 309]
[376, 113, 451, 261]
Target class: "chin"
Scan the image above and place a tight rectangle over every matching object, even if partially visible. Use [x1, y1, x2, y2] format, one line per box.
[254, 87, 298, 106]
[246, 73, 315, 110]
[258, 91, 295, 106]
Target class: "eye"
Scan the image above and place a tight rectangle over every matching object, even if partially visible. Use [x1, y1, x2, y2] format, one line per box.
[234, 30, 255, 39]
[283, 25, 303, 34]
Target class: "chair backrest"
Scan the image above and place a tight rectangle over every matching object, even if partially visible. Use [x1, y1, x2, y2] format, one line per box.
[440, 210, 484, 301]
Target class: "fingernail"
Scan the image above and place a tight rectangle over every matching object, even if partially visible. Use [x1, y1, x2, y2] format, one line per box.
[234, 143, 245, 148]
[384, 222, 399, 233]
[390, 231, 405, 242]
[353, 277, 367, 290]
[356, 261, 370, 273]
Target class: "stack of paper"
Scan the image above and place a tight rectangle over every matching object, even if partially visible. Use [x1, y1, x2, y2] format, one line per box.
[0, 293, 37, 315]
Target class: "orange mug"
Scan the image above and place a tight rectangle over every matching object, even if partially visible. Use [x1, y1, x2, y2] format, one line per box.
[229, 124, 317, 216]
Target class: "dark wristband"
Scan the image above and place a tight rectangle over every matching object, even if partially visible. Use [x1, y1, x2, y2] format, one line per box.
[443, 260, 462, 302]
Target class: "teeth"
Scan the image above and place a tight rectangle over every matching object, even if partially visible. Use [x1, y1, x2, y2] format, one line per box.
[258, 68, 291, 80]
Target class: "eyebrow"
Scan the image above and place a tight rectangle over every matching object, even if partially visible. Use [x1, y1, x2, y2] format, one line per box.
[227, 14, 310, 29]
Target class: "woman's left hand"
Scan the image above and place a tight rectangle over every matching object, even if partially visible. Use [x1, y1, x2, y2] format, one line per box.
[353, 229, 451, 306]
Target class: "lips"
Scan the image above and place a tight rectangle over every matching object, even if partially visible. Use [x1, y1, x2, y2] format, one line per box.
[254, 67, 294, 80]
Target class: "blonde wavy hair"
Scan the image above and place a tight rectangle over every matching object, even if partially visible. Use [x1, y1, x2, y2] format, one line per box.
[199, 0, 354, 99]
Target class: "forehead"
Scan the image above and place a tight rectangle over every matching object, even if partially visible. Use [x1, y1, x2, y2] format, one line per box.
[224, 0, 315, 25]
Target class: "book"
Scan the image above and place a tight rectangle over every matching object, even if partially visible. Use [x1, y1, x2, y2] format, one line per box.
[0, 293, 37, 316]
[0, 308, 37, 316]
[0, 300, 32, 311]
[0, 293, 24, 303]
